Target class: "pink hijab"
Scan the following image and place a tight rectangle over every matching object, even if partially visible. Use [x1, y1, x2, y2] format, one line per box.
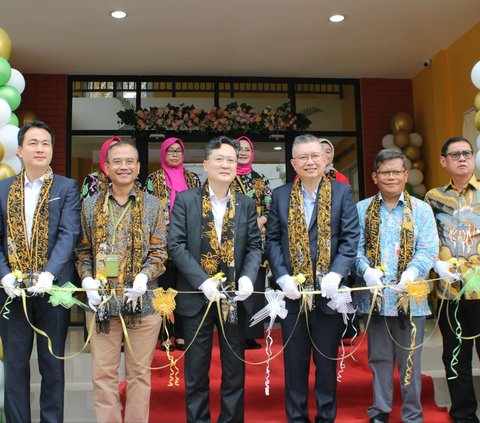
[236, 136, 255, 175]
[160, 137, 188, 211]
[99, 136, 122, 176]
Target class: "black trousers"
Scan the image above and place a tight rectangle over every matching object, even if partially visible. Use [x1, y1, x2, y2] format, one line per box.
[281, 307, 343, 423]
[438, 298, 480, 422]
[0, 293, 70, 423]
[158, 260, 183, 340]
[245, 265, 266, 339]
[182, 304, 246, 423]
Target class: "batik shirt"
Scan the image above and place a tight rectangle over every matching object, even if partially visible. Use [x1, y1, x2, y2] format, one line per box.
[355, 192, 439, 316]
[425, 176, 480, 300]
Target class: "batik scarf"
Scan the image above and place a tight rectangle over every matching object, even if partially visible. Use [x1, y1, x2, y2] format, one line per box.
[365, 191, 414, 313]
[92, 185, 144, 332]
[200, 181, 237, 323]
[288, 176, 332, 305]
[6, 167, 53, 284]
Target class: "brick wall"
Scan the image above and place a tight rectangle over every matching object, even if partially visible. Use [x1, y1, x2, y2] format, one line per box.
[360, 78, 413, 197]
[18, 74, 68, 175]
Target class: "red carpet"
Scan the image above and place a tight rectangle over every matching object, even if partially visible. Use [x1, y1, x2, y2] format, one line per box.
[126, 330, 451, 422]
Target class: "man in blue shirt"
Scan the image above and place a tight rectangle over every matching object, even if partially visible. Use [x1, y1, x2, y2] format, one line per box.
[355, 149, 438, 423]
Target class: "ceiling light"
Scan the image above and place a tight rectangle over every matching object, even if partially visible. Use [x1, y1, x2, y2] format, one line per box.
[110, 10, 127, 19]
[274, 146, 282, 151]
[329, 14, 345, 23]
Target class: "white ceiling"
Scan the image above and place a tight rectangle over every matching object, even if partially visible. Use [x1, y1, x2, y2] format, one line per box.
[3, 0, 480, 78]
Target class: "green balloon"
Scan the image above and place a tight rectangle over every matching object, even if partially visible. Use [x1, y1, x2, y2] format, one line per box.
[0, 57, 11, 86]
[8, 112, 18, 126]
[0, 85, 20, 111]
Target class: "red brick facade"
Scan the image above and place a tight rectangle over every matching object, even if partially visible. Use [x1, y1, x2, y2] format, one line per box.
[18, 74, 68, 175]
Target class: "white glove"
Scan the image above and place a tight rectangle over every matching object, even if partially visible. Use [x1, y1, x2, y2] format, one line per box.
[277, 275, 301, 300]
[28, 271, 54, 294]
[82, 277, 102, 312]
[321, 272, 341, 299]
[234, 276, 254, 301]
[199, 277, 227, 302]
[363, 267, 384, 292]
[125, 273, 148, 303]
[392, 269, 417, 293]
[434, 260, 459, 283]
[1, 273, 21, 298]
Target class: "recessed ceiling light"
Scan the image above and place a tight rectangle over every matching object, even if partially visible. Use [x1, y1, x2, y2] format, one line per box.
[329, 14, 345, 23]
[110, 10, 127, 19]
[274, 146, 282, 151]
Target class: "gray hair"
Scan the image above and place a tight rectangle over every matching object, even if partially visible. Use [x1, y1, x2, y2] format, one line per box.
[373, 149, 407, 172]
[292, 134, 324, 157]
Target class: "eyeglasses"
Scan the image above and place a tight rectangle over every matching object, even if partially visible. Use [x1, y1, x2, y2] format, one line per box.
[444, 150, 473, 160]
[209, 156, 237, 166]
[239, 147, 252, 153]
[166, 148, 183, 156]
[375, 170, 406, 177]
[108, 158, 138, 167]
[293, 153, 323, 163]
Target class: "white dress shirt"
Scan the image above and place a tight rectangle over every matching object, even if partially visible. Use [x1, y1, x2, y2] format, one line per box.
[24, 174, 45, 243]
[209, 186, 230, 244]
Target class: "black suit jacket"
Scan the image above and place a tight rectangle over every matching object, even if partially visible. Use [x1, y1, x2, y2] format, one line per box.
[167, 188, 262, 317]
[265, 179, 359, 313]
[0, 174, 81, 288]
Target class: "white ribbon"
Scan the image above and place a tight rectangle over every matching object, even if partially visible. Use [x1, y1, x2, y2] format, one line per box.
[249, 288, 288, 331]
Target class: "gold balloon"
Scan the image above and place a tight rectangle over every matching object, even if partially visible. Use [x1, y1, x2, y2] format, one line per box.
[0, 27, 12, 60]
[393, 130, 410, 148]
[18, 110, 38, 126]
[0, 142, 4, 162]
[391, 112, 414, 133]
[412, 159, 426, 172]
[475, 92, 480, 111]
[0, 162, 15, 180]
[403, 145, 421, 161]
[475, 110, 480, 131]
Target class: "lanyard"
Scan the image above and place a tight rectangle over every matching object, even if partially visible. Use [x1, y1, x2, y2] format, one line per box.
[108, 198, 132, 246]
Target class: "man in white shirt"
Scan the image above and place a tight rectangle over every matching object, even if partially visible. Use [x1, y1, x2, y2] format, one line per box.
[0, 121, 81, 423]
[168, 136, 262, 423]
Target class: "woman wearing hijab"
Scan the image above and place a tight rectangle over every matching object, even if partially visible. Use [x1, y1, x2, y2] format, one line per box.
[235, 136, 272, 349]
[320, 138, 350, 184]
[81, 136, 122, 199]
[145, 137, 201, 350]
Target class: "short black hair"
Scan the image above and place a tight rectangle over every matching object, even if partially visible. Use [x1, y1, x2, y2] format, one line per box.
[204, 136, 240, 159]
[441, 136, 473, 157]
[106, 141, 139, 162]
[373, 149, 407, 172]
[18, 120, 55, 147]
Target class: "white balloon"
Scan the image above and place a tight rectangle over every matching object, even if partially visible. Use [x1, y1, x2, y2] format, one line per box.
[412, 183, 427, 197]
[405, 158, 412, 170]
[382, 134, 395, 149]
[0, 98, 11, 127]
[0, 124, 20, 158]
[408, 169, 424, 186]
[6, 69, 26, 95]
[2, 154, 22, 174]
[476, 151, 480, 170]
[471, 61, 480, 90]
[410, 132, 423, 147]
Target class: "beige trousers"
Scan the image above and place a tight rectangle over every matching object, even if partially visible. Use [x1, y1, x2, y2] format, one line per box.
[86, 312, 162, 423]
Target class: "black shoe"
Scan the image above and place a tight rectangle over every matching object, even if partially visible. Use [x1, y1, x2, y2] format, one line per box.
[161, 342, 175, 352]
[175, 342, 186, 351]
[370, 413, 389, 423]
[245, 339, 261, 350]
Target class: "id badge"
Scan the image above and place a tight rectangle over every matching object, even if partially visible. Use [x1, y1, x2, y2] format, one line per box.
[105, 254, 119, 277]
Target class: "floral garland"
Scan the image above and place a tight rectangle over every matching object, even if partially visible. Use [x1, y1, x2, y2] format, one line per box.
[117, 101, 311, 135]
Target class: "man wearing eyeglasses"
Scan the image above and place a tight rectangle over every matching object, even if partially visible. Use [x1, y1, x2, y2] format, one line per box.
[425, 136, 480, 423]
[168, 136, 262, 423]
[266, 134, 359, 423]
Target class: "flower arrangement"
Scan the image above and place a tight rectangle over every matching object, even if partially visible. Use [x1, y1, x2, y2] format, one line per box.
[117, 101, 311, 135]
